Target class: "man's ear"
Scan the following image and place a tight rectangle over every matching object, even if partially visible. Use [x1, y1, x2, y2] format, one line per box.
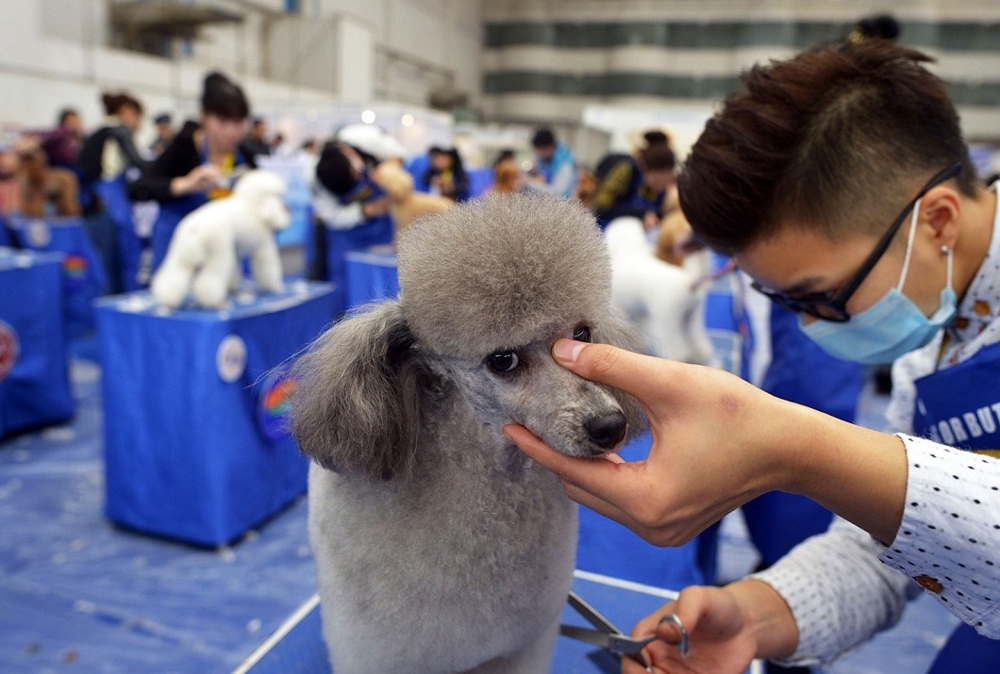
[921, 185, 962, 251]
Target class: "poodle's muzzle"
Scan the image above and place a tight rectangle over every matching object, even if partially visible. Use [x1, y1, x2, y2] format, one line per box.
[442, 340, 634, 459]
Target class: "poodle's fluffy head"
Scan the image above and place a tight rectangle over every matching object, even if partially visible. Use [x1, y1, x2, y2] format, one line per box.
[371, 161, 415, 201]
[233, 169, 290, 230]
[290, 193, 647, 480]
[397, 193, 612, 358]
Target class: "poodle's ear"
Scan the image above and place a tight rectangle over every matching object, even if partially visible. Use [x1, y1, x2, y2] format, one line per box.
[593, 312, 650, 440]
[289, 300, 428, 481]
[258, 195, 290, 231]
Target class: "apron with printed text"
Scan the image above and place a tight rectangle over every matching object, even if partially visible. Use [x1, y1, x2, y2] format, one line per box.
[912, 340, 1000, 673]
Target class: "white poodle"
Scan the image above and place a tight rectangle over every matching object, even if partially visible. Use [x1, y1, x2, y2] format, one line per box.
[289, 194, 647, 673]
[151, 170, 290, 309]
[604, 215, 716, 366]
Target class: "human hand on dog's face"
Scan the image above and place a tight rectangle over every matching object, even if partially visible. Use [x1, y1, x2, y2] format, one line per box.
[503, 340, 816, 547]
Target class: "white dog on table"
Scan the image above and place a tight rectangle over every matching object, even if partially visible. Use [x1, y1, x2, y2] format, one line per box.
[604, 214, 717, 366]
[151, 170, 290, 309]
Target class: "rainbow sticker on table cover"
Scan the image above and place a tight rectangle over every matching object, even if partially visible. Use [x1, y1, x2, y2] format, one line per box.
[256, 367, 298, 442]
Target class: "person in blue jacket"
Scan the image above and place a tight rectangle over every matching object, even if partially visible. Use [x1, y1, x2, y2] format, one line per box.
[525, 128, 577, 200]
[129, 72, 257, 271]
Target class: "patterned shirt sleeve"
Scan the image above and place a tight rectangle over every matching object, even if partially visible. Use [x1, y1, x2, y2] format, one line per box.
[749, 517, 916, 666]
[874, 434, 1000, 639]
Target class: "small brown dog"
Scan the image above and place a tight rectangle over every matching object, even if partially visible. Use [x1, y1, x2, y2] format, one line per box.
[19, 149, 81, 218]
[370, 161, 452, 241]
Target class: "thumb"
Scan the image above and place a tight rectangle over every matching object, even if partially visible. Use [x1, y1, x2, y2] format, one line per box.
[552, 339, 673, 401]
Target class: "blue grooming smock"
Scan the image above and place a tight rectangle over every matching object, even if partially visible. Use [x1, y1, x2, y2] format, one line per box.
[94, 176, 145, 291]
[911, 340, 1000, 673]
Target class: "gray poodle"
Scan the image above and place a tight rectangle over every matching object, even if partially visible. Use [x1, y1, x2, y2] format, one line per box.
[290, 193, 647, 673]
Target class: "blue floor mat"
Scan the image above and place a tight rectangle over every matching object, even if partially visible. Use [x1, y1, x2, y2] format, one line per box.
[0, 360, 318, 673]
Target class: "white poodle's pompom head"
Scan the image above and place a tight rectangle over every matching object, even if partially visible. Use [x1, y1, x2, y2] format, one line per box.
[396, 193, 612, 357]
[234, 170, 290, 231]
[603, 216, 649, 256]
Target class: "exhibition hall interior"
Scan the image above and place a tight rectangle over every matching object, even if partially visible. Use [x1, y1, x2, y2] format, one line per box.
[1, 1, 997, 672]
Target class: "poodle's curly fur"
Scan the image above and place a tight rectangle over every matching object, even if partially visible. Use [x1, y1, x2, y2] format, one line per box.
[290, 193, 647, 673]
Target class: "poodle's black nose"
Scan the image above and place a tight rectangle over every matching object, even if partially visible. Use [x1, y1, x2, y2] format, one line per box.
[584, 411, 627, 449]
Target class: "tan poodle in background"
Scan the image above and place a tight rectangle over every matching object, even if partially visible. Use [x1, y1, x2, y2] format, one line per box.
[370, 160, 452, 240]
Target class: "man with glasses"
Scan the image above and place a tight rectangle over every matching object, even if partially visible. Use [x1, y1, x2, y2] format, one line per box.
[505, 40, 1000, 673]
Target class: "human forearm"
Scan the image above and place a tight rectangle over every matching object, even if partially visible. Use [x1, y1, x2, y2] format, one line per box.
[724, 579, 800, 660]
[775, 406, 908, 545]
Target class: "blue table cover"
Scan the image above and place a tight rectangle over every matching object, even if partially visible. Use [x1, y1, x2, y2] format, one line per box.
[343, 247, 400, 310]
[0, 248, 75, 438]
[6, 214, 108, 337]
[95, 282, 336, 546]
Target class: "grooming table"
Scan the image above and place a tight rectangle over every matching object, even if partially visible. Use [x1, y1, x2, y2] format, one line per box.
[0, 247, 75, 438]
[95, 282, 335, 546]
[343, 247, 399, 309]
[6, 214, 108, 337]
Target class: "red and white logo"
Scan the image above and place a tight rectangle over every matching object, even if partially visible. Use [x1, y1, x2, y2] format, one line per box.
[0, 320, 19, 383]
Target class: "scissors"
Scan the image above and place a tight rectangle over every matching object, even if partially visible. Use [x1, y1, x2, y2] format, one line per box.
[560, 591, 689, 672]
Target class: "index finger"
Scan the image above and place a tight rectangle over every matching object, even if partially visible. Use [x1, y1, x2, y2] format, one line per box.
[554, 340, 678, 402]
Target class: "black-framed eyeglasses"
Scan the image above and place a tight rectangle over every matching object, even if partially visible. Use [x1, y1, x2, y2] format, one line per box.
[751, 162, 963, 323]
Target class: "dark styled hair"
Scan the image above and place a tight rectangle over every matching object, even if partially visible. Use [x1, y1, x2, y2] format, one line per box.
[57, 108, 78, 126]
[315, 142, 357, 196]
[677, 40, 976, 256]
[638, 144, 675, 172]
[101, 92, 143, 116]
[200, 71, 250, 121]
[531, 128, 556, 148]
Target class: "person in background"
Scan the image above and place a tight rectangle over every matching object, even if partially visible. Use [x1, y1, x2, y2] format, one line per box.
[243, 117, 271, 160]
[423, 146, 469, 202]
[489, 149, 522, 195]
[506, 40, 1000, 674]
[77, 91, 151, 292]
[129, 71, 258, 271]
[591, 134, 676, 230]
[525, 127, 577, 200]
[308, 124, 404, 313]
[38, 108, 85, 174]
[149, 113, 175, 157]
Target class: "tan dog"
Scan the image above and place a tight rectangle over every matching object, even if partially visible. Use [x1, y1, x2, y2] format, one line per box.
[370, 161, 452, 240]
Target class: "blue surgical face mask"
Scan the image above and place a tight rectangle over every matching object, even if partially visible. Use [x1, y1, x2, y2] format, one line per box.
[801, 197, 957, 365]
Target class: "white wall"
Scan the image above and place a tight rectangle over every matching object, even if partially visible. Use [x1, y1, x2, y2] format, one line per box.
[0, 0, 480, 146]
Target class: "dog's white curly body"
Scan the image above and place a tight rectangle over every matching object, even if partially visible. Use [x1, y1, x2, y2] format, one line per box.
[151, 170, 290, 309]
[605, 216, 717, 366]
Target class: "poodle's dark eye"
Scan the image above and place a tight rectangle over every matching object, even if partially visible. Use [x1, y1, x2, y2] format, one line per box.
[486, 350, 520, 374]
[573, 326, 592, 343]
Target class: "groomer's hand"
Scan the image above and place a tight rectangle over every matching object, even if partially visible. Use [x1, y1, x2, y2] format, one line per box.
[503, 340, 809, 546]
[506, 340, 908, 546]
[620, 581, 799, 673]
[171, 164, 224, 196]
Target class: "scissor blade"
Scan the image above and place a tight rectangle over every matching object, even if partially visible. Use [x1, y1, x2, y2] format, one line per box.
[560, 625, 653, 656]
[560, 625, 615, 649]
[567, 591, 618, 633]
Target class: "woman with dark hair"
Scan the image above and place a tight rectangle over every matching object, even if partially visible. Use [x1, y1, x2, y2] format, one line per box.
[422, 146, 470, 202]
[78, 91, 151, 291]
[591, 137, 676, 230]
[129, 71, 258, 270]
